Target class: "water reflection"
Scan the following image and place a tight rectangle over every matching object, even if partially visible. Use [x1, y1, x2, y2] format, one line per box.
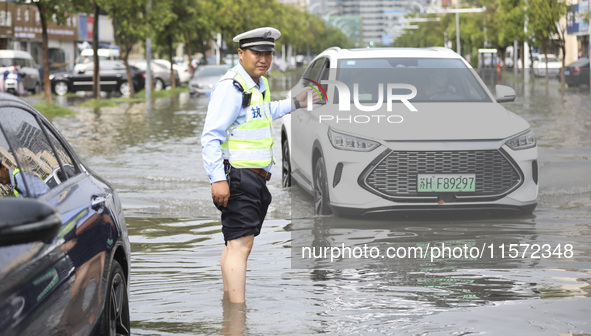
[36, 74, 591, 335]
[221, 293, 247, 335]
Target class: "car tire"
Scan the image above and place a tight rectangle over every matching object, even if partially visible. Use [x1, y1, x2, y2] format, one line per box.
[282, 136, 292, 188]
[119, 81, 130, 97]
[94, 260, 130, 336]
[313, 156, 332, 216]
[154, 78, 165, 91]
[53, 81, 69, 96]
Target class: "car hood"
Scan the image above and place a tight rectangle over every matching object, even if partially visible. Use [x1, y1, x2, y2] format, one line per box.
[321, 102, 530, 141]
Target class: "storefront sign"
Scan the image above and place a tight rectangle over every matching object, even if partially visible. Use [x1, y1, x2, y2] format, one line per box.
[11, 3, 77, 41]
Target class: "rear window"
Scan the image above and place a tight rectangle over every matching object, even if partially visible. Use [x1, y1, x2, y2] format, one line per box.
[194, 66, 227, 77]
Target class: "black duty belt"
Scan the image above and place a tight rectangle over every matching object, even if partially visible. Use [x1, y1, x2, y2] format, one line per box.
[224, 160, 271, 181]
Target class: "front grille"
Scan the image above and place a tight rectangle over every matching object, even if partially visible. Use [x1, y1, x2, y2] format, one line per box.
[360, 149, 522, 202]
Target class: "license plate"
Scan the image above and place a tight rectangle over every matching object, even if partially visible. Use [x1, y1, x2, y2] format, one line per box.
[564, 70, 570, 76]
[417, 174, 476, 192]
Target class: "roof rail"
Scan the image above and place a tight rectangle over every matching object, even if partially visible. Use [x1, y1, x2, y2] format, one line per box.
[324, 47, 342, 53]
[429, 46, 455, 53]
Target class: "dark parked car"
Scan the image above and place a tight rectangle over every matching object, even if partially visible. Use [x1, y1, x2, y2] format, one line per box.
[130, 60, 179, 91]
[564, 57, 590, 87]
[50, 60, 145, 96]
[0, 93, 131, 335]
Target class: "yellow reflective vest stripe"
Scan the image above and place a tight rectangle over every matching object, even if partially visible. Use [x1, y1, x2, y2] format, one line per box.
[10, 168, 20, 196]
[219, 71, 274, 168]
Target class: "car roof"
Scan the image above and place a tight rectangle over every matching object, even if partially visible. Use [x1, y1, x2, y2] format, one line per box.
[0, 49, 34, 59]
[80, 48, 120, 57]
[318, 47, 463, 60]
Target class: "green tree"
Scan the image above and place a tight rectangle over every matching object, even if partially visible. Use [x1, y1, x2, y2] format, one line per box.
[497, 0, 526, 68]
[151, 0, 180, 88]
[102, 0, 148, 97]
[17, 0, 78, 103]
[526, 0, 568, 86]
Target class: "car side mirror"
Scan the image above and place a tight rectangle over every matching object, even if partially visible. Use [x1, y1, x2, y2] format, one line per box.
[495, 85, 516, 103]
[0, 198, 62, 246]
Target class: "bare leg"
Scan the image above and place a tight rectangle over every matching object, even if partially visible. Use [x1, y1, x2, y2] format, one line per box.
[221, 235, 254, 303]
[221, 292, 247, 335]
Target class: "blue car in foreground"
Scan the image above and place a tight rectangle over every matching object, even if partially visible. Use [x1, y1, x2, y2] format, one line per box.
[0, 93, 131, 335]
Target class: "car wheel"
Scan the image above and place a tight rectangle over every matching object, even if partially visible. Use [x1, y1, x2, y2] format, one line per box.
[94, 260, 130, 336]
[282, 136, 292, 188]
[119, 81, 130, 97]
[313, 156, 332, 216]
[53, 81, 69, 96]
[154, 78, 165, 91]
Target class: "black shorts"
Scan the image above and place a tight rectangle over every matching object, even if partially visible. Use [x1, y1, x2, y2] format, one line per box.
[215, 165, 272, 243]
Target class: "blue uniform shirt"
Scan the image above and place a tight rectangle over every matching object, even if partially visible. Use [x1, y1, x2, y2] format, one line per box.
[10, 169, 50, 197]
[201, 63, 294, 183]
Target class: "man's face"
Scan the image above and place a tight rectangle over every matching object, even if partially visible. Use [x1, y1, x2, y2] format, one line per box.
[238, 48, 273, 80]
[0, 165, 9, 185]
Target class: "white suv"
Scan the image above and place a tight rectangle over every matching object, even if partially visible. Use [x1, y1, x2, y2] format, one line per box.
[282, 47, 538, 216]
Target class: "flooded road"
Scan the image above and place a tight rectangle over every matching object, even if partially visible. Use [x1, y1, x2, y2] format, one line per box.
[38, 73, 591, 335]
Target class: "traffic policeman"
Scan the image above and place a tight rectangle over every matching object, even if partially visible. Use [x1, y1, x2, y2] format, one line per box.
[0, 158, 50, 197]
[201, 27, 314, 303]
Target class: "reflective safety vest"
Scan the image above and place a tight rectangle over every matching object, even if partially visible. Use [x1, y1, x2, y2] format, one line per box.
[220, 71, 274, 168]
[9, 168, 21, 196]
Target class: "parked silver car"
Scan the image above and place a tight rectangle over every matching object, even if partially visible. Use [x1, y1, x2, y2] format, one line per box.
[189, 65, 228, 96]
[131, 60, 179, 91]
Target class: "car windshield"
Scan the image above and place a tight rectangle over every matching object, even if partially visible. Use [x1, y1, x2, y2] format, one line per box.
[0, 58, 17, 67]
[335, 58, 491, 103]
[194, 66, 227, 78]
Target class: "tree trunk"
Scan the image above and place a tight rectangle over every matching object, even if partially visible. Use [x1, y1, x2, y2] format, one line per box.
[123, 46, 135, 98]
[92, 2, 100, 98]
[560, 43, 566, 89]
[542, 40, 549, 84]
[36, 3, 52, 104]
[185, 31, 194, 75]
[168, 35, 175, 88]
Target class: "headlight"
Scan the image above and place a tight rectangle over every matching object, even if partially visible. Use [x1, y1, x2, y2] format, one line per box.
[328, 128, 379, 151]
[505, 129, 536, 150]
[49, 74, 54, 80]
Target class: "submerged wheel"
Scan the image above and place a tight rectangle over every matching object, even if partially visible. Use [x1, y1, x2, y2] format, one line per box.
[94, 260, 130, 336]
[282, 137, 292, 188]
[313, 156, 332, 216]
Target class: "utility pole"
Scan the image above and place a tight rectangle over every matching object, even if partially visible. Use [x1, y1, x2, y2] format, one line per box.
[146, 0, 152, 108]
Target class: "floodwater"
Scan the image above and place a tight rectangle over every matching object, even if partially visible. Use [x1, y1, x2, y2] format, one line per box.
[38, 72, 591, 335]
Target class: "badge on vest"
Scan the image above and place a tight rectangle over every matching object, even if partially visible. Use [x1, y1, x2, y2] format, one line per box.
[251, 106, 262, 119]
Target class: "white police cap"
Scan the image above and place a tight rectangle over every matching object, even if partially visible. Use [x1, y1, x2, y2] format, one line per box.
[233, 27, 281, 52]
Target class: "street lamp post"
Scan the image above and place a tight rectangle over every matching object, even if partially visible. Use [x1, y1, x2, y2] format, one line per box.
[427, 6, 486, 56]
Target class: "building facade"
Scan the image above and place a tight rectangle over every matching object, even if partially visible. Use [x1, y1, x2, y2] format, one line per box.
[304, 0, 432, 46]
[0, 1, 115, 73]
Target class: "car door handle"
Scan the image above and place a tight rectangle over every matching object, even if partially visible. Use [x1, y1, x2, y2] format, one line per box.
[91, 195, 106, 212]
